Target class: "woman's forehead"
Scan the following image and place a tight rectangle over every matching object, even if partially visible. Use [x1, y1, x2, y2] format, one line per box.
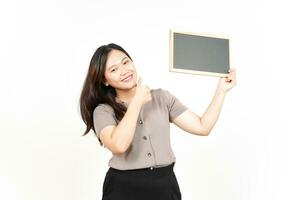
[106, 50, 127, 67]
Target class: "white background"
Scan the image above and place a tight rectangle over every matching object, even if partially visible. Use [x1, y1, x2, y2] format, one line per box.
[1, 0, 299, 199]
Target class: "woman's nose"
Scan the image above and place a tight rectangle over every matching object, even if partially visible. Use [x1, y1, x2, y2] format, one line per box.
[120, 64, 129, 75]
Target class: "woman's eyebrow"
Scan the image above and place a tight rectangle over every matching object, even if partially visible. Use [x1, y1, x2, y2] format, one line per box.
[108, 57, 128, 70]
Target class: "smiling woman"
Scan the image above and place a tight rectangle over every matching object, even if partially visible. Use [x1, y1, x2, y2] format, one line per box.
[78, 43, 183, 200]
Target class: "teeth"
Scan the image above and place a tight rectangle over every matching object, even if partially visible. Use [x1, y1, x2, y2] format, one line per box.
[123, 75, 132, 82]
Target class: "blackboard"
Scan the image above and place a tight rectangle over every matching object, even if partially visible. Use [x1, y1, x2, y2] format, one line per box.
[169, 29, 231, 77]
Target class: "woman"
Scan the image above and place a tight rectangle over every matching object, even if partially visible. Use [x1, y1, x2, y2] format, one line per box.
[79, 43, 236, 200]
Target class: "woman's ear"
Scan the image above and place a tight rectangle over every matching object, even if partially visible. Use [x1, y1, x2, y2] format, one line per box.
[104, 82, 109, 86]
[102, 79, 109, 86]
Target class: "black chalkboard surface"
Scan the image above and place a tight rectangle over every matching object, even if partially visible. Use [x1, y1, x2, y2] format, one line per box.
[169, 29, 230, 77]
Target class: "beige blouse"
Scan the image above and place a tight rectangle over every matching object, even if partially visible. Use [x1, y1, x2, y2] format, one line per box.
[93, 88, 188, 170]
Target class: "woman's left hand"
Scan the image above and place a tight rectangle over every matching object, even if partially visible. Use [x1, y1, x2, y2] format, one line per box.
[217, 68, 237, 93]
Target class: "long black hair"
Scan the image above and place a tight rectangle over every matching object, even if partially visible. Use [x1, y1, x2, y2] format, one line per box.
[79, 43, 133, 145]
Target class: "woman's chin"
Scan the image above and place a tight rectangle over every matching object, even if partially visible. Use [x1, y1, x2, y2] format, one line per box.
[118, 82, 136, 90]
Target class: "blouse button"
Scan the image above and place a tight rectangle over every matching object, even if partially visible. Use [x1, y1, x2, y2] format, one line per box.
[139, 119, 143, 124]
[147, 152, 152, 157]
[143, 136, 147, 140]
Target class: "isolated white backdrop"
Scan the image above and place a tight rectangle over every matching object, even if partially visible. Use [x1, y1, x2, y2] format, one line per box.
[1, 0, 299, 200]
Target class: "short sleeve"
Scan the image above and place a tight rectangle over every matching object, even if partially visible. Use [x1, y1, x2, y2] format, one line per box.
[93, 104, 117, 136]
[162, 89, 188, 123]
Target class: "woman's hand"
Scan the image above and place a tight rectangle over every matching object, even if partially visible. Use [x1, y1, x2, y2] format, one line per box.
[132, 76, 152, 106]
[217, 68, 237, 93]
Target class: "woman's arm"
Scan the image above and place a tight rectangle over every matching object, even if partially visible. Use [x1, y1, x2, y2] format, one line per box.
[99, 99, 142, 154]
[99, 77, 151, 154]
[172, 68, 237, 136]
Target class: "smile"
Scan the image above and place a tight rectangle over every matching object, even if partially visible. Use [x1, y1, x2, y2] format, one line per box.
[122, 75, 133, 82]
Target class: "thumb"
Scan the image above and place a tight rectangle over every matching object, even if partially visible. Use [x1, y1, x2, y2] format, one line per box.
[137, 76, 143, 86]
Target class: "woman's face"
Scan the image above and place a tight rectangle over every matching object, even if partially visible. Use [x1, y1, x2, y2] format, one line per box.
[103, 49, 137, 90]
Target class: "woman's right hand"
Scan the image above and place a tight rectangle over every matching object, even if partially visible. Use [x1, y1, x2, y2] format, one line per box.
[132, 76, 152, 106]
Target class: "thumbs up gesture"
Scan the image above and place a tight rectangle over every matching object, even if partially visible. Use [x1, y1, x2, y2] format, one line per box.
[132, 76, 152, 106]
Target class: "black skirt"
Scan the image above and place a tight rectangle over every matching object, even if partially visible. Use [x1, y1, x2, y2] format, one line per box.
[102, 162, 181, 200]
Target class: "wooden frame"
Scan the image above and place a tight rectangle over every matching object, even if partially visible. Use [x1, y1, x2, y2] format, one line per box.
[169, 29, 231, 77]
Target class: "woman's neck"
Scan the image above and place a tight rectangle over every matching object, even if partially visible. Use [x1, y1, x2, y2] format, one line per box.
[115, 86, 137, 104]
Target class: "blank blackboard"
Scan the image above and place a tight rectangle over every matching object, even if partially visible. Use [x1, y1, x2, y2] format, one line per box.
[169, 29, 230, 77]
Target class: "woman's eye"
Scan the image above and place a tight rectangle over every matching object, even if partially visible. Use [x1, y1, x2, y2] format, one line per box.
[111, 68, 117, 72]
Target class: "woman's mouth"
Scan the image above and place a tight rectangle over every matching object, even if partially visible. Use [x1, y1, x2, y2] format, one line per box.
[122, 74, 133, 82]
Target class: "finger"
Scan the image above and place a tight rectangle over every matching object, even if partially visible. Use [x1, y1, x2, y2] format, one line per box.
[230, 70, 236, 77]
[230, 75, 236, 83]
[232, 74, 236, 83]
[228, 69, 236, 78]
[229, 68, 236, 72]
[230, 70, 236, 80]
[137, 76, 143, 86]
[226, 75, 233, 82]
